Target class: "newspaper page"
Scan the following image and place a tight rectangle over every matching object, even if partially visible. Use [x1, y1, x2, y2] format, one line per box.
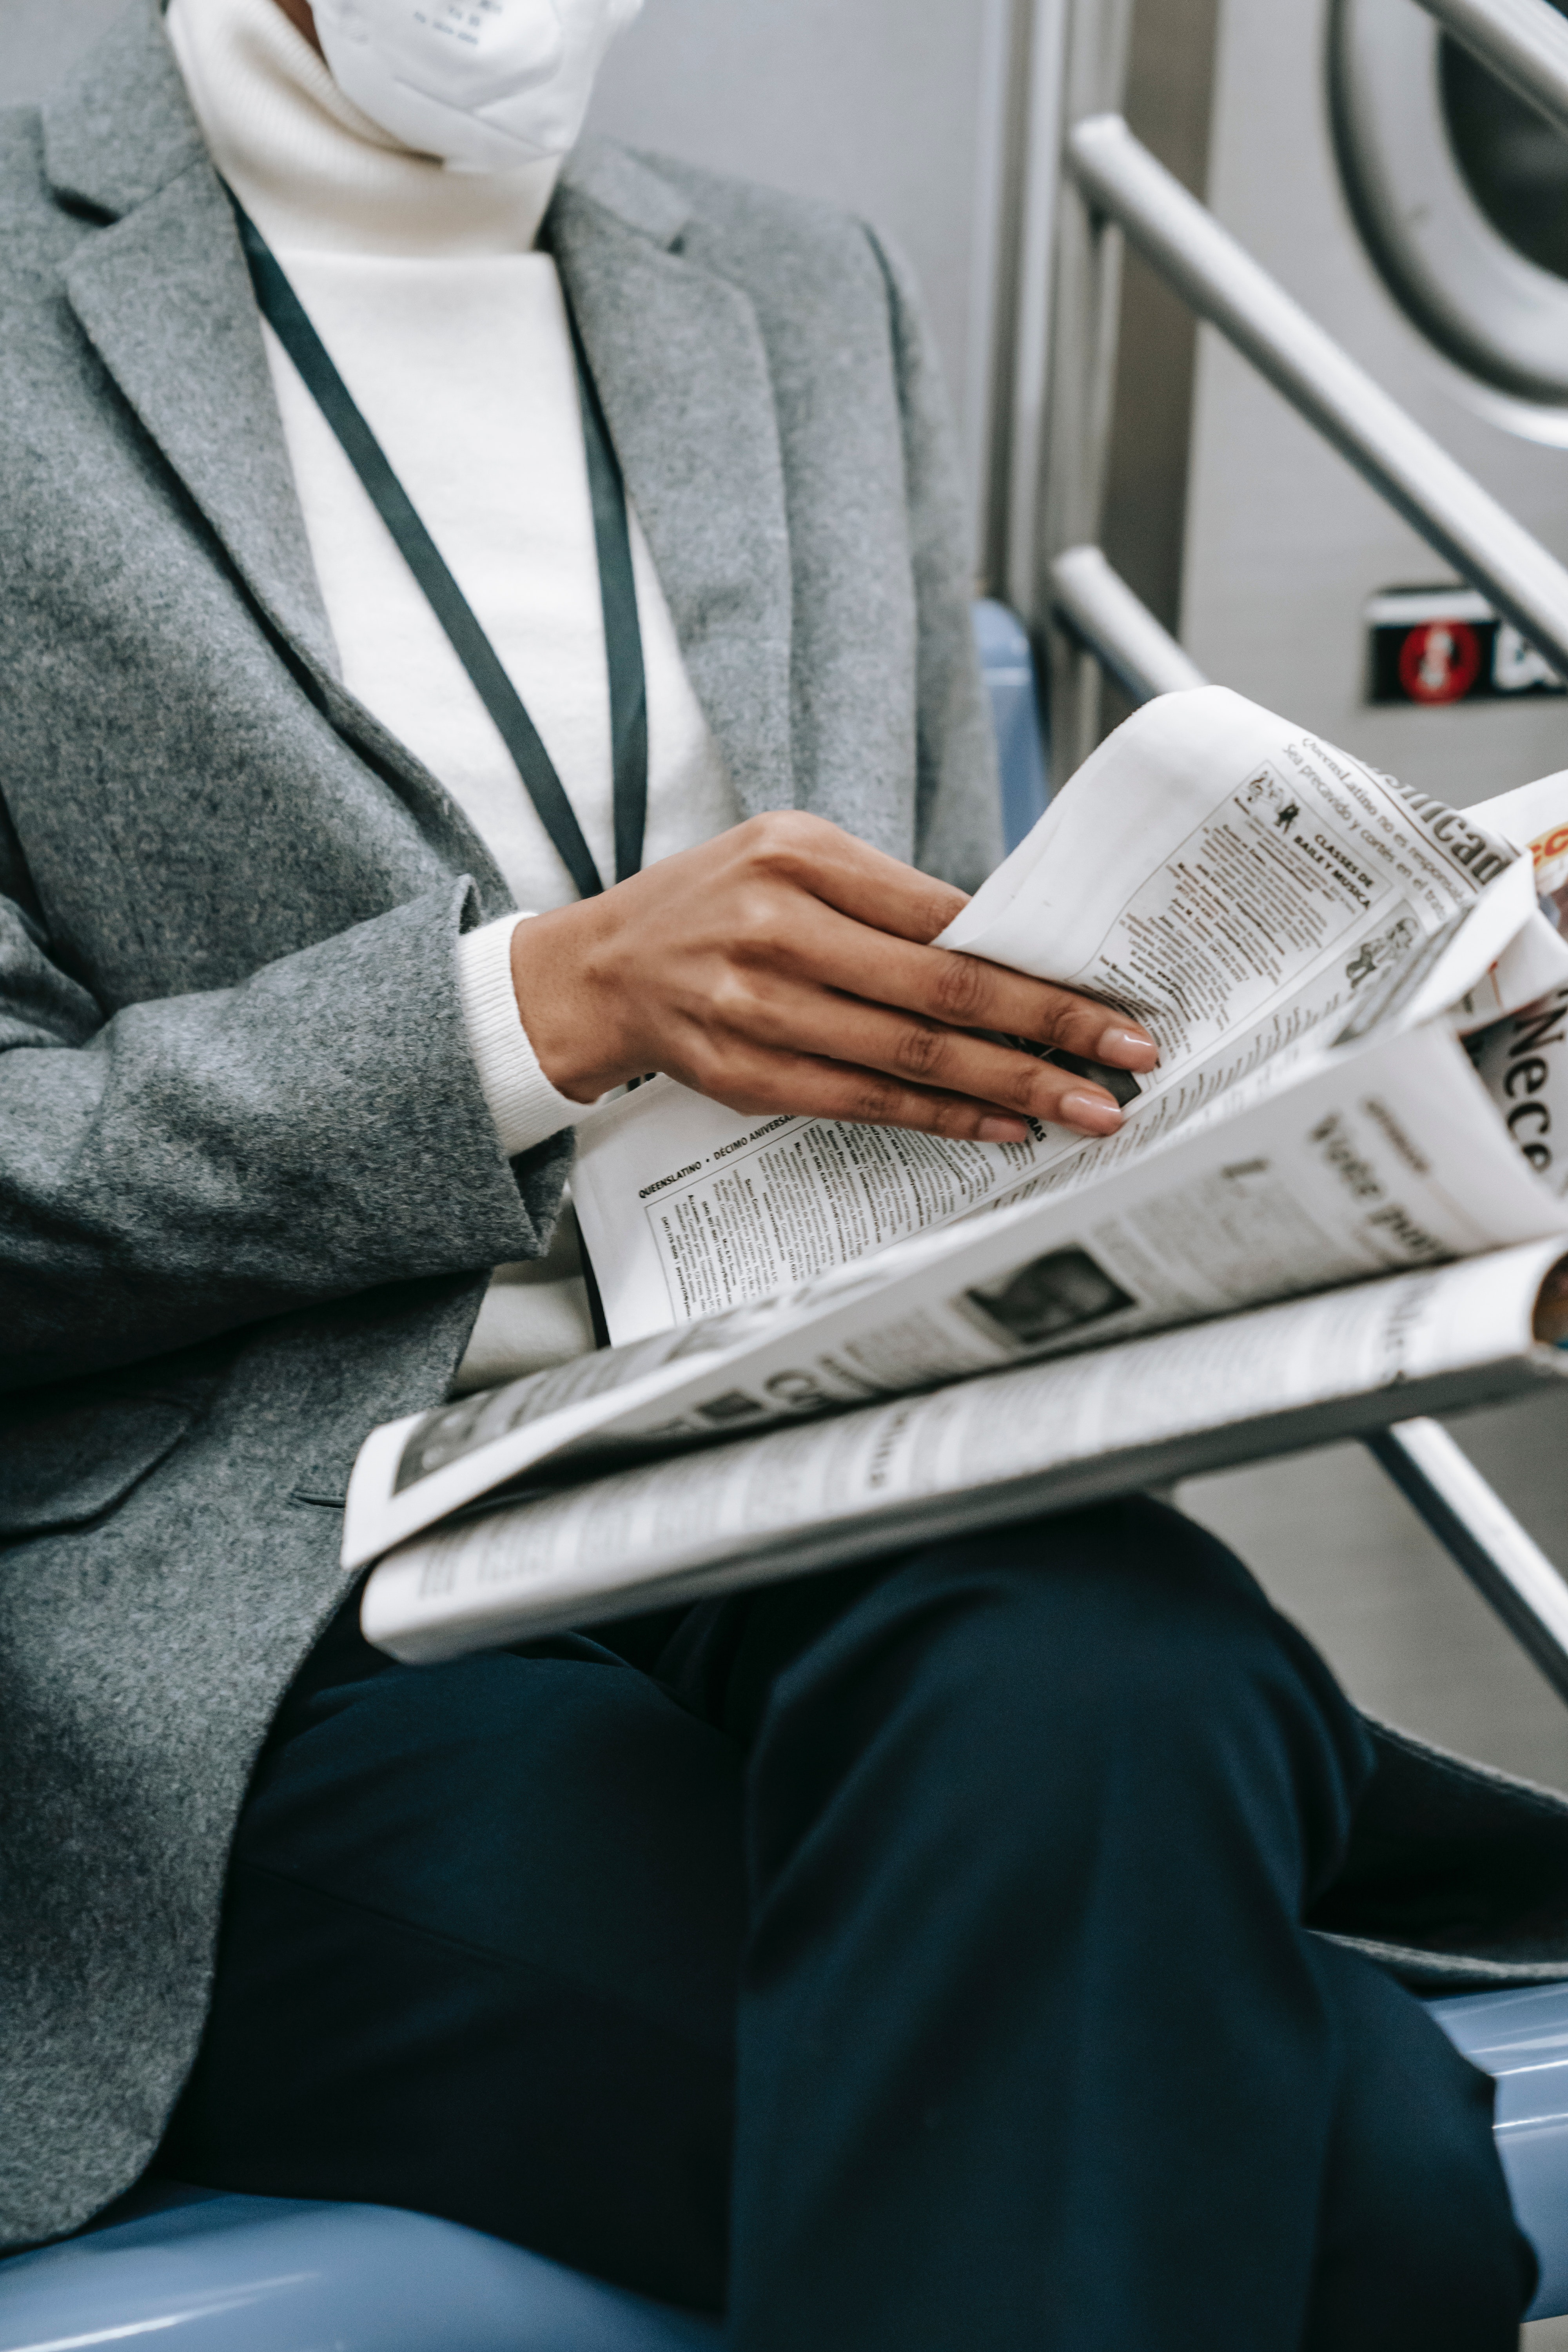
[360, 1237, 1568, 1662]
[1471, 985, 1568, 1203]
[344, 1014, 1563, 1570]
[1460, 771, 1568, 1200]
[1474, 768, 1568, 927]
[574, 686, 1535, 1345]
[1451, 768, 1568, 1025]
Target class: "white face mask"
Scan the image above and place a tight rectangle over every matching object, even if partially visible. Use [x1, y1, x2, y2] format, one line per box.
[311, 0, 644, 172]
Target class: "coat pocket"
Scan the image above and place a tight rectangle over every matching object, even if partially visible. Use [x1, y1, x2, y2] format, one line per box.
[0, 1394, 197, 1538]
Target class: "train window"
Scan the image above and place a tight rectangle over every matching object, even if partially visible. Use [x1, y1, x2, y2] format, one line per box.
[1331, 0, 1568, 408]
[1440, 7, 1568, 286]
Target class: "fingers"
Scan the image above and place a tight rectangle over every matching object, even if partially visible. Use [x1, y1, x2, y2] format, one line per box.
[682, 1042, 1041, 1145]
[516, 814, 1162, 1138]
[737, 811, 973, 946]
[710, 979, 1129, 1135]
[741, 888, 1159, 1072]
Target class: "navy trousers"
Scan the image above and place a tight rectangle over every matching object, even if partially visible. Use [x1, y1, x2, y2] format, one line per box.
[162, 1498, 1535, 2347]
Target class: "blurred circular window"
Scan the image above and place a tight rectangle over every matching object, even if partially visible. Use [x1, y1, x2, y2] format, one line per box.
[1441, 5, 1568, 283]
[1332, 0, 1568, 405]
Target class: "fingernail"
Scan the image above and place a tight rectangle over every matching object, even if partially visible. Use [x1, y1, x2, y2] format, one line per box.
[979, 1116, 1029, 1143]
[1098, 1023, 1159, 1069]
[1061, 1089, 1123, 1134]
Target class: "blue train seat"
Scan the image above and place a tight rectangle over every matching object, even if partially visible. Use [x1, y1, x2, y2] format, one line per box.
[1432, 1982, 1568, 2323]
[5, 606, 1567, 2340]
[4, 1991, 1565, 2347]
[974, 598, 1051, 847]
[0, 2183, 722, 2350]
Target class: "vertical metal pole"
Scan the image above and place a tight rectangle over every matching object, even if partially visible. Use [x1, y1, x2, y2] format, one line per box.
[1000, 0, 1074, 612]
[964, 0, 1027, 588]
[1030, 0, 1138, 782]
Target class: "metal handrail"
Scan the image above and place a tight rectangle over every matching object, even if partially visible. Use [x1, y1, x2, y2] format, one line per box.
[1369, 1423, 1568, 1706]
[1047, 538, 1568, 1700]
[1416, 0, 1568, 146]
[1051, 546, 1207, 700]
[1065, 113, 1568, 675]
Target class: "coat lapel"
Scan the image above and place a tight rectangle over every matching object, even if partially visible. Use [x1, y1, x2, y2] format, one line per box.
[45, 3, 339, 689]
[42, 12, 799, 851]
[60, 175, 347, 689]
[43, 3, 516, 912]
[551, 145, 796, 820]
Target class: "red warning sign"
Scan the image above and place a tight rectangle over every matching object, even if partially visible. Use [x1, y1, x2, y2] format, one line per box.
[1397, 620, 1483, 704]
[1368, 588, 1567, 703]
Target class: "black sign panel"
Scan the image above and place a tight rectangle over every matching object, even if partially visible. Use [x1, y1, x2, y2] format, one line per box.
[1367, 587, 1566, 705]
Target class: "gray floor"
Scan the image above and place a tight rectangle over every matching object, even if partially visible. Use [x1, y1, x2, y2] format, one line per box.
[1179, 1388, 1568, 2347]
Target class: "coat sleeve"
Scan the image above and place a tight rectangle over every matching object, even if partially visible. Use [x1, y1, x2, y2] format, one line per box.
[864, 228, 1005, 897]
[0, 833, 564, 1394]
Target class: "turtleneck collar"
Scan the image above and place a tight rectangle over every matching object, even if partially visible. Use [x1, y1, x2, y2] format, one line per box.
[165, 0, 563, 255]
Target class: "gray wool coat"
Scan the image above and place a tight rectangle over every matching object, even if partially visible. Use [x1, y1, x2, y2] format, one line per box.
[6, 0, 1568, 2261]
[0, 0, 998, 2247]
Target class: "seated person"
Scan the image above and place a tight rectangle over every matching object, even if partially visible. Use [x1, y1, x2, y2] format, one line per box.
[0, 0, 1545, 2341]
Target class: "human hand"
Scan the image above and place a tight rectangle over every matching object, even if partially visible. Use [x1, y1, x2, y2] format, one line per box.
[509, 813, 1158, 1143]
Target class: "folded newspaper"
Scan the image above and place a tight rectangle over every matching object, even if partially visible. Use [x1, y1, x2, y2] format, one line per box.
[347, 686, 1568, 1662]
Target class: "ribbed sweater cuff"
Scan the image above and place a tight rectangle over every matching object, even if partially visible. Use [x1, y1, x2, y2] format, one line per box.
[456, 913, 597, 1157]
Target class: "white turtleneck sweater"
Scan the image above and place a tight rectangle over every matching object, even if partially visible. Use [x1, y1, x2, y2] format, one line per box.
[166, 0, 739, 1388]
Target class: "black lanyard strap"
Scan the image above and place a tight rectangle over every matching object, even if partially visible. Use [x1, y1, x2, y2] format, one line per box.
[230, 196, 647, 898]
